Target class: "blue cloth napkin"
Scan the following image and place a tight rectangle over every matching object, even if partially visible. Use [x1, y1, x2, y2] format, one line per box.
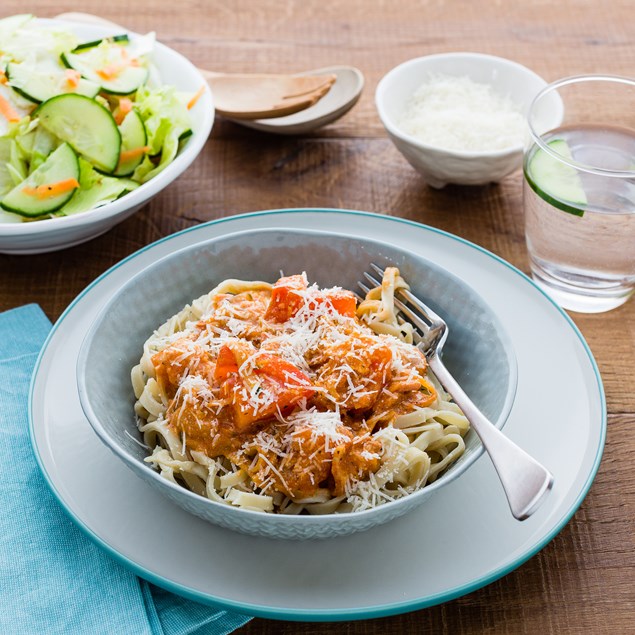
[0, 304, 252, 635]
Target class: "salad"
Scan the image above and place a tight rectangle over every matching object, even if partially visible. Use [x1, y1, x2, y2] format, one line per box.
[0, 14, 204, 222]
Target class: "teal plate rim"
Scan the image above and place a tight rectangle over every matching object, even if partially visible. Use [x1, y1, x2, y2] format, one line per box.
[28, 207, 607, 622]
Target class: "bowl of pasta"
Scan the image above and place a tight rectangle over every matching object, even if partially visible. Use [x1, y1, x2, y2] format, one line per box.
[77, 228, 518, 539]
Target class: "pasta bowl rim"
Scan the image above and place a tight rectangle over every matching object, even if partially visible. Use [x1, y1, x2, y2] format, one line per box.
[77, 227, 519, 532]
[0, 18, 214, 238]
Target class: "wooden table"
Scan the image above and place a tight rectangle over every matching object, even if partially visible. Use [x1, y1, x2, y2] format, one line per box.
[2, 1, 634, 632]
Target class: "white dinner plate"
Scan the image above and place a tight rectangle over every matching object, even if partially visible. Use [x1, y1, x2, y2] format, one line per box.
[30, 209, 605, 621]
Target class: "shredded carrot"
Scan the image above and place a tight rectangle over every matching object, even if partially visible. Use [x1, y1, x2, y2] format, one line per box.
[119, 48, 140, 67]
[114, 97, 133, 125]
[0, 93, 20, 123]
[22, 178, 80, 199]
[96, 62, 127, 80]
[64, 69, 81, 90]
[96, 65, 117, 80]
[0, 70, 7, 85]
[187, 84, 205, 110]
[118, 145, 151, 165]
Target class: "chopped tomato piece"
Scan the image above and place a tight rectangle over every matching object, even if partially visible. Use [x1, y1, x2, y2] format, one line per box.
[254, 353, 315, 401]
[264, 274, 307, 322]
[216, 344, 315, 429]
[265, 276, 356, 322]
[214, 344, 240, 382]
[235, 353, 315, 428]
[313, 289, 357, 317]
[370, 345, 393, 376]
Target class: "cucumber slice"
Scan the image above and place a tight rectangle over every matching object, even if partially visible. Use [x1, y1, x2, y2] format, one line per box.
[35, 93, 121, 173]
[178, 129, 193, 143]
[0, 142, 79, 216]
[525, 139, 587, 217]
[32, 126, 57, 158]
[28, 127, 58, 172]
[6, 61, 100, 104]
[62, 45, 149, 95]
[14, 125, 58, 173]
[114, 109, 147, 176]
[72, 34, 129, 52]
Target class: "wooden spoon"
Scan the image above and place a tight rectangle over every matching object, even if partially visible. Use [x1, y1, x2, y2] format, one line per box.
[55, 12, 336, 119]
[200, 71, 336, 119]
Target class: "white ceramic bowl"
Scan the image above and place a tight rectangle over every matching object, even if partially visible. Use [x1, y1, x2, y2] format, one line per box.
[77, 228, 518, 540]
[0, 18, 214, 255]
[376, 52, 563, 188]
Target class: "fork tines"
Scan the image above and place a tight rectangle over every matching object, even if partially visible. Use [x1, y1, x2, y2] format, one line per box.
[358, 265, 433, 336]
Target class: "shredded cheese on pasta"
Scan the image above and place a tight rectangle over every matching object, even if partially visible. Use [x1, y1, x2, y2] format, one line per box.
[132, 268, 469, 514]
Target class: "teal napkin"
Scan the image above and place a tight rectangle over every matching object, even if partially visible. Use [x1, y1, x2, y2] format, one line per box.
[0, 304, 252, 635]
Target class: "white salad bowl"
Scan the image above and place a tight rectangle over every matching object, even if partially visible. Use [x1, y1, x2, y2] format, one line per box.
[376, 52, 563, 188]
[77, 228, 518, 540]
[0, 18, 214, 255]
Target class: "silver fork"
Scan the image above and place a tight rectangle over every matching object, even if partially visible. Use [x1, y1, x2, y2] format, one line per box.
[360, 264, 554, 521]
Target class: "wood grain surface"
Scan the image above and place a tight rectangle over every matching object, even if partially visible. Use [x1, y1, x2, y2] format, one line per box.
[1, 1, 634, 633]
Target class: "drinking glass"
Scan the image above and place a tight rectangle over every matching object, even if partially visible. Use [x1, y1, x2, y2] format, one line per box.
[523, 75, 635, 313]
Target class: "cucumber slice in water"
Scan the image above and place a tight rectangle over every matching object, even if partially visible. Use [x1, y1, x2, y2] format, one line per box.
[114, 109, 148, 176]
[6, 60, 100, 104]
[35, 93, 121, 173]
[525, 139, 587, 217]
[0, 142, 79, 216]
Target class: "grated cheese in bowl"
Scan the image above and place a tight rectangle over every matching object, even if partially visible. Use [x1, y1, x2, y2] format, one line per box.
[397, 74, 528, 153]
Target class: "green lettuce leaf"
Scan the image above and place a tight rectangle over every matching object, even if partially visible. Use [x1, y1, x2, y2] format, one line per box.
[132, 84, 192, 183]
[0, 15, 78, 62]
[0, 138, 16, 197]
[59, 158, 138, 216]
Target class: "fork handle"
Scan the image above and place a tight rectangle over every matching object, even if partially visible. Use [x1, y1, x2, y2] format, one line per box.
[428, 355, 554, 520]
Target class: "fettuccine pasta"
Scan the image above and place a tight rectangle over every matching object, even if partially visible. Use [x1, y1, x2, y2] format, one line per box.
[131, 268, 469, 514]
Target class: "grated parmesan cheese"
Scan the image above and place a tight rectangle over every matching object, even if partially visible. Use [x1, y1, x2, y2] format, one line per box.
[398, 74, 528, 152]
[138, 271, 470, 514]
